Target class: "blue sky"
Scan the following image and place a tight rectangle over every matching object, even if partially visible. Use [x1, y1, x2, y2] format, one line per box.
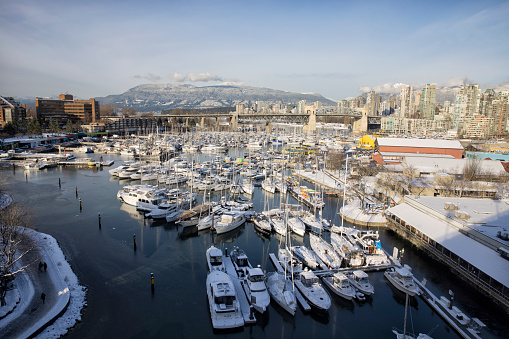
[1, 0, 508, 101]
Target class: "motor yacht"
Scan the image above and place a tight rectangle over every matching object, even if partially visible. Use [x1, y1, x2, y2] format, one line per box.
[322, 272, 357, 301]
[295, 270, 331, 310]
[384, 265, 420, 296]
[206, 270, 244, 329]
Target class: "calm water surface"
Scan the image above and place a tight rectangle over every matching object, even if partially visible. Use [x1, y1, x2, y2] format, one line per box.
[2, 152, 507, 339]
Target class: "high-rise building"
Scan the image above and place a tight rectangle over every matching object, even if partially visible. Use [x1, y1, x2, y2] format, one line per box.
[365, 91, 380, 116]
[0, 96, 26, 127]
[36, 94, 100, 124]
[453, 84, 480, 132]
[399, 85, 413, 118]
[419, 84, 437, 120]
[478, 89, 509, 137]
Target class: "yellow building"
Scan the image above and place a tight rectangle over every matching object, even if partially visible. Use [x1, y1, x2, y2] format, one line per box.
[358, 134, 377, 149]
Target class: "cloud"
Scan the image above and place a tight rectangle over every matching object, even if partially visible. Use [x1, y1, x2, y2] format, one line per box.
[358, 83, 406, 94]
[132, 73, 162, 82]
[169, 72, 223, 83]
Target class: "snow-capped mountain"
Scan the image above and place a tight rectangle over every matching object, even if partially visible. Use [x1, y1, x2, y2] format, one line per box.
[96, 83, 337, 112]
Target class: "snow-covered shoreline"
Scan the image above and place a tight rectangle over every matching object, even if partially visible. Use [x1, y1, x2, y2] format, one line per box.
[0, 192, 86, 338]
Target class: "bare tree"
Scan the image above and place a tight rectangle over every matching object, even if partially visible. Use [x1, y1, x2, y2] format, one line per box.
[0, 203, 36, 306]
[462, 157, 482, 182]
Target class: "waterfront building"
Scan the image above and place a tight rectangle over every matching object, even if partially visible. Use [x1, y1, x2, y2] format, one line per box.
[419, 84, 437, 120]
[365, 91, 380, 116]
[373, 138, 463, 164]
[380, 117, 451, 135]
[464, 115, 493, 139]
[0, 96, 26, 127]
[358, 134, 376, 149]
[386, 196, 509, 309]
[36, 94, 100, 124]
[103, 116, 159, 135]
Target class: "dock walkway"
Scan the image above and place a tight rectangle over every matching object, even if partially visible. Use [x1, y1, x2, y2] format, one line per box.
[414, 278, 484, 339]
[223, 255, 256, 325]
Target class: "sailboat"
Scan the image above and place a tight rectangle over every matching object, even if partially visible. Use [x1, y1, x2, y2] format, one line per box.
[266, 203, 297, 316]
[392, 293, 433, 339]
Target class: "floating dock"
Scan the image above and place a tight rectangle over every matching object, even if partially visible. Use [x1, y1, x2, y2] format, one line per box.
[414, 278, 485, 339]
[223, 254, 257, 325]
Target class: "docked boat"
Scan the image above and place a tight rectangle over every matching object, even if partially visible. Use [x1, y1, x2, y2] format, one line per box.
[384, 265, 420, 296]
[347, 270, 374, 296]
[252, 213, 271, 235]
[244, 266, 270, 313]
[240, 178, 254, 195]
[201, 144, 227, 154]
[330, 232, 365, 267]
[291, 245, 320, 270]
[287, 215, 305, 237]
[261, 177, 276, 194]
[206, 270, 244, 329]
[269, 212, 287, 236]
[309, 234, 342, 269]
[266, 272, 297, 316]
[230, 246, 252, 277]
[295, 270, 331, 310]
[206, 246, 226, 273]
[321, 272, 356, 301]
[213, 211, 246, 234]
[278, 247, 303, 275]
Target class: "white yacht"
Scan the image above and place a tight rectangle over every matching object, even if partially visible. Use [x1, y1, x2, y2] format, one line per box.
[384, 265, 420, 296]
[261, 177, 276, 194]
[309, 234, 342, 269]
[252, 213, 271, 235]
[347, 270, 374, 296]
[206, 246, 225, 273]
[240, 178, 254, 195]
[201, 145, 227, 153]
[244, 267, 271, 313]
[206, 270, 244, 329]
[213, 211, 246, 235]
[230, 246, 252, 277]
[287, 216, 305, 237]
[322, 272, 356, 301]
[295, 270, 331, 310]
[269, 213, 287, 236]
[266, 272, 297, 316]
[291, 246, 320, 270]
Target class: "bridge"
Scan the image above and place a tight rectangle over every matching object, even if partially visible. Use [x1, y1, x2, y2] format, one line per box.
[102, 111, 381, 133]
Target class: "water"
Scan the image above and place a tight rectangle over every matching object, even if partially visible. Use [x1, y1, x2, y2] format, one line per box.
[2, 152, 507, 338]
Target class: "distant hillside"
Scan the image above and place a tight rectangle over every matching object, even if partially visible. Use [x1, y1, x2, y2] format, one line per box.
[96, 83, 337, 112]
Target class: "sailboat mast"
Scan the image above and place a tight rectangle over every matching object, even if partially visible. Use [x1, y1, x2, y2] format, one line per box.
[341, 154, 348, 230]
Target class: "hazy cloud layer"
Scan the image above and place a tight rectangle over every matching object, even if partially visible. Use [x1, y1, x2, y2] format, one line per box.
[133, 73, 162, 82]
[169, 73, 223, 83]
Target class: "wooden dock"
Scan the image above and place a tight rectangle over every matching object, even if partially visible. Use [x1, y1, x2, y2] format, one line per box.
[268, 253, 311, 311]
[223, 255, 257, 325]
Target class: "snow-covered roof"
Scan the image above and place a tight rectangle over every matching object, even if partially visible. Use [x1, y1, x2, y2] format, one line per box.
[404, 157, 507, 175]
[377, 138, 464, 150]
[388, 197, 509, 288]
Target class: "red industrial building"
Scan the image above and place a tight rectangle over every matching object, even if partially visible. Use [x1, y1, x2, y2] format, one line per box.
[372, 138, 464, 165]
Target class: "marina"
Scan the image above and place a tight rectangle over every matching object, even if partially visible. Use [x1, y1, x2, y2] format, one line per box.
[1, 135, 507, 339]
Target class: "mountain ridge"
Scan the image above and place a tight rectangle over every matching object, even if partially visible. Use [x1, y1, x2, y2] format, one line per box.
[96, 83, 337, 112]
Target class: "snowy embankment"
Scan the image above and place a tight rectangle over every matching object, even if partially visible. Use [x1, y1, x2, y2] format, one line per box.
[0, 193, 86, 338]
[22, 229, 87, 338]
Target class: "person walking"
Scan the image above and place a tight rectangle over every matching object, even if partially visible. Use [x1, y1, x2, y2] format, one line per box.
[43, 262, 47, 272]
[41, 293, 46, 304]
[39, 262, 43, 271]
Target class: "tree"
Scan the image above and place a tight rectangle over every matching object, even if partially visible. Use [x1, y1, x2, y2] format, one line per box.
[2, 122, 16, 137]
[0, 203, 36, 306]
[462, 157, 482, 182]
[49, 119, 60, 134]
[121, 107, 137, 117]
[66, 119, 74, 133]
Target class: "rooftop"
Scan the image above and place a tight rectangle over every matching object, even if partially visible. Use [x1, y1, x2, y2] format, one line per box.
[377, 138, 464, 150]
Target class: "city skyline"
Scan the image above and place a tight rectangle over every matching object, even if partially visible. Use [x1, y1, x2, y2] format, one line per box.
[1, 0, 508, 101]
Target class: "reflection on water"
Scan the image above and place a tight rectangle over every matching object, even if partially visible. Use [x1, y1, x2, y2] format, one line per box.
[213, 224, 245, 244]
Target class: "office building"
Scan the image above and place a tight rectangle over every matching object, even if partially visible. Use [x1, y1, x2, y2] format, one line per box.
[35, 94, 100, 124]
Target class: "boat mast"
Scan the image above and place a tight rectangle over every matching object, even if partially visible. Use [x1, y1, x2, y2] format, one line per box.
[341, 154, 348, 232]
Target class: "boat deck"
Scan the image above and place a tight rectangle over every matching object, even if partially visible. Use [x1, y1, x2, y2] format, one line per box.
[223, 255, 257, 325]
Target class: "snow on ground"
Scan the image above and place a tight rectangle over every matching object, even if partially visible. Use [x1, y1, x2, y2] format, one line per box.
[293, 169, 344, 189]
[28, 229, 87, 339]
[340, 199, 387, 224]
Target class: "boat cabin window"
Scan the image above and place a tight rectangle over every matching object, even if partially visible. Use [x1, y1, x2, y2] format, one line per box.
[214, 295, 235, 306]
[249, 274, 264, 283]
[210, 256, 222, 265]
[237, 257, 248, 267]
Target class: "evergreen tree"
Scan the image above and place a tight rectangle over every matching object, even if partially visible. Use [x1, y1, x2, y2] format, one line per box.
[49, 119, 60, 134]
[66, 119, 73, 133]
